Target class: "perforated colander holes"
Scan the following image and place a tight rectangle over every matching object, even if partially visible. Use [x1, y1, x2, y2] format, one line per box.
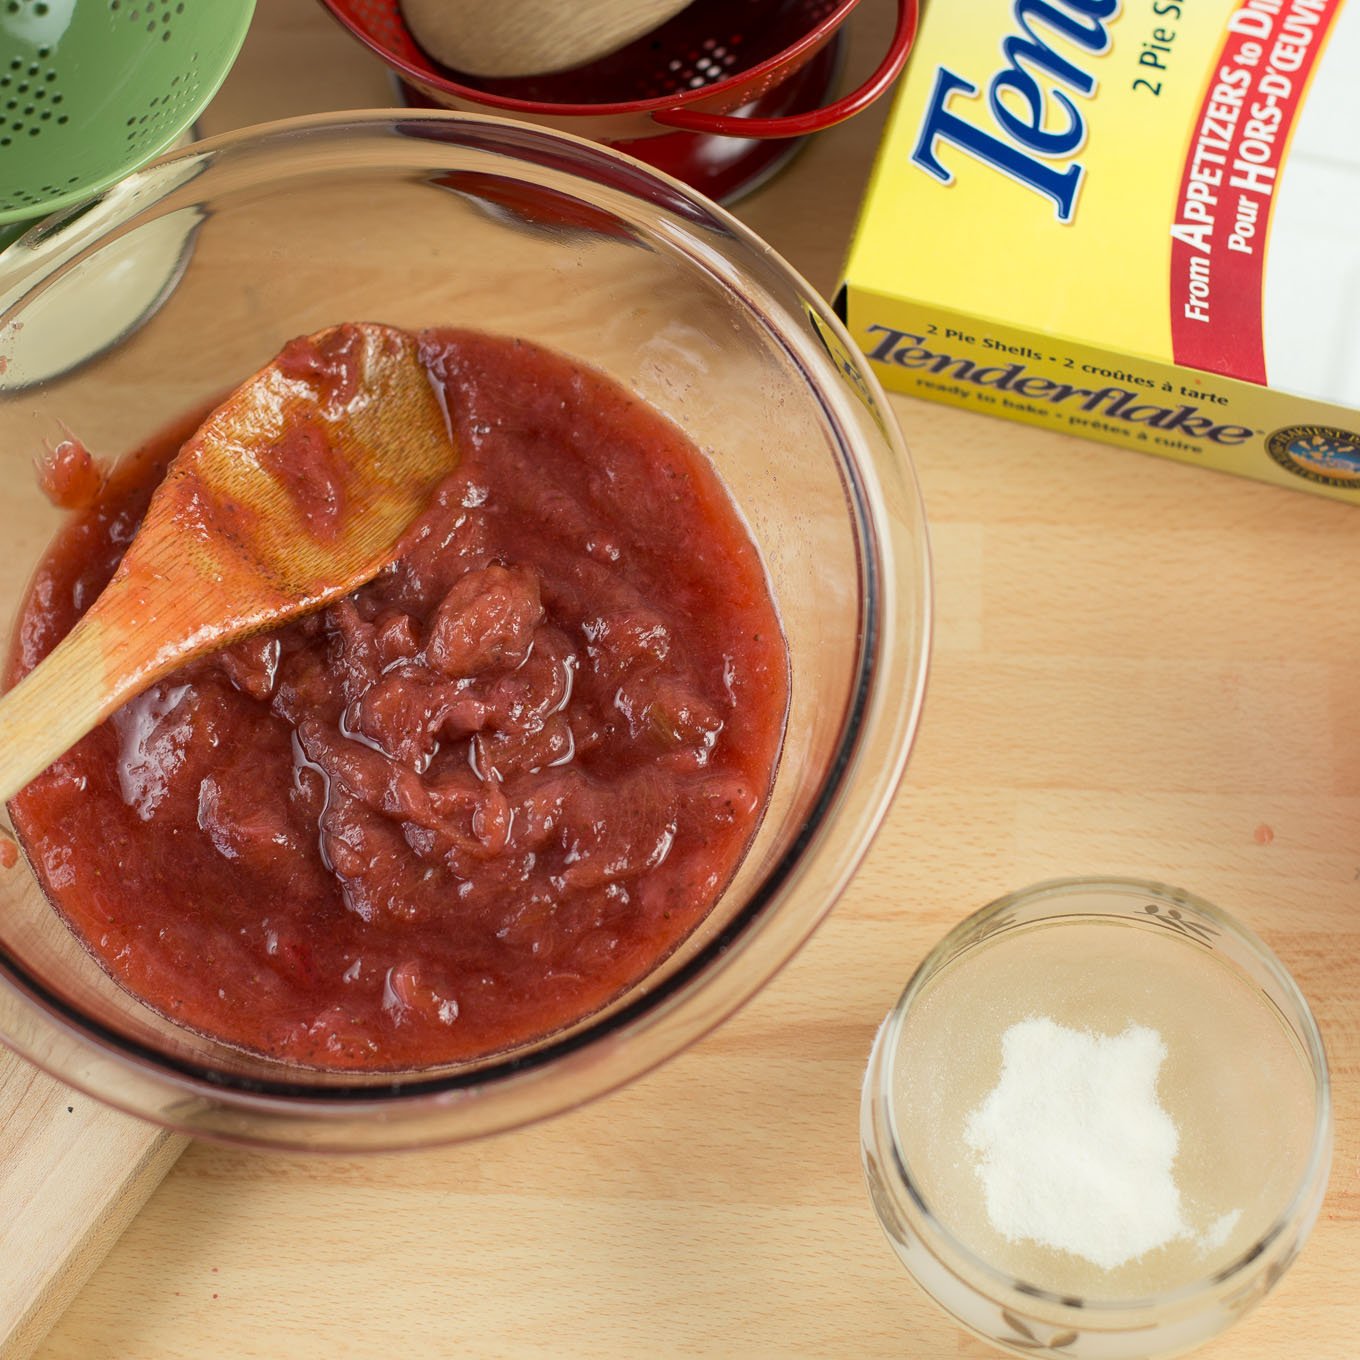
[0, 43, 64, 148]
[661, 33, 743, 97]
[654, 0, 842, 94]
[109, 0, 185, 42]
[124, 53, 199, 149]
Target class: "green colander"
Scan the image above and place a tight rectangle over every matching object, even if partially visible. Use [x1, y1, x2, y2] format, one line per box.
[0, 0, 255, 232]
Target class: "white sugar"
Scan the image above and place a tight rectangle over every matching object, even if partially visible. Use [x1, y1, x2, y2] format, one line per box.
[1200, 1209, 1243, 1255]
[964, 1017, 1192, 1271]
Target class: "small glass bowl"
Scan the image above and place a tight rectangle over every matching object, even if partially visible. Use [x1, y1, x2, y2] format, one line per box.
[861, 878, 1332, 1360]
[0, 111, 930, 1151]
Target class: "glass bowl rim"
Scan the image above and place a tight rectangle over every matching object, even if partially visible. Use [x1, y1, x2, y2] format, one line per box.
[0, 109, 932, 1125]
[873, 875, 1334, 1318]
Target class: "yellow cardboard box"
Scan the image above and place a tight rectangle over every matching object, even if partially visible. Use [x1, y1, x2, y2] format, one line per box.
[838, 0, 1360, 503]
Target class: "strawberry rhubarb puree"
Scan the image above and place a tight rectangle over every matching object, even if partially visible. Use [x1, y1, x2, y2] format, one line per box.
[8, 329, 788, 1070]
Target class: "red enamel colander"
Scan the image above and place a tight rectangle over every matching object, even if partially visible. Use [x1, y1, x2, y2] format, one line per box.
[317, 0, 919, 198]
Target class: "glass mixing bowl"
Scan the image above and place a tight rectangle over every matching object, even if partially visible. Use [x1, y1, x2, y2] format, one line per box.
[0, 111, 930, 1151]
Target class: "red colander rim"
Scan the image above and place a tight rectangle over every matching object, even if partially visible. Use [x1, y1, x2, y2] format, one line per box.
[316, 0, 863, 117]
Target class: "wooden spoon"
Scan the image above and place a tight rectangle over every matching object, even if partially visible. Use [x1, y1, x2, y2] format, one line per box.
[400, 0, 696, 79]
[0, 321, 456, 803]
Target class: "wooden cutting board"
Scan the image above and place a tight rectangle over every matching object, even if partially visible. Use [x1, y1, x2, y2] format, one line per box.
[0, 1053, 182, 1359]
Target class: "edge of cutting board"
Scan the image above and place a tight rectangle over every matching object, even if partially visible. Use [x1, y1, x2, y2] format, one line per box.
[0, 1050, 185, 1359]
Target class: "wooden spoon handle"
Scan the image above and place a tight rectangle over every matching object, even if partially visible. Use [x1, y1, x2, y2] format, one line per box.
[0, 612, 126, 803]
[0, 536, 261, 802]
[0, 324, 456, 808]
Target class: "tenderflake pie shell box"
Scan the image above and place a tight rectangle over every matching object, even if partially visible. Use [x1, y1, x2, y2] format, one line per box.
[838, 0, 1360, 503]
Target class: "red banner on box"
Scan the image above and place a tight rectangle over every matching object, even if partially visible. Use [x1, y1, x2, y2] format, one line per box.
[1168, 0, 1343, 385]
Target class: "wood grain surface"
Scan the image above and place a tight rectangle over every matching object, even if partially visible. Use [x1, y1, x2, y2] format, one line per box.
[0, 1056, 182, 1360]
[18, 1, 1360, 1356]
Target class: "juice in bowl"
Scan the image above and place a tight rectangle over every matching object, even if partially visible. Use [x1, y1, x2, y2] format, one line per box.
[5, 324, 791, 1073]
[861, 878, 1331, 1359]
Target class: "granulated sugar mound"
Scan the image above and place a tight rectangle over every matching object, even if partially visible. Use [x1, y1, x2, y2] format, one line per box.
[963, 1017, 1188, 1270]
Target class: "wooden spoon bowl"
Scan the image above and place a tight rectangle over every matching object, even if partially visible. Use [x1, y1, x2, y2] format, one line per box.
[400, 0, 696, 78]
[0, 322, 457, 802]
